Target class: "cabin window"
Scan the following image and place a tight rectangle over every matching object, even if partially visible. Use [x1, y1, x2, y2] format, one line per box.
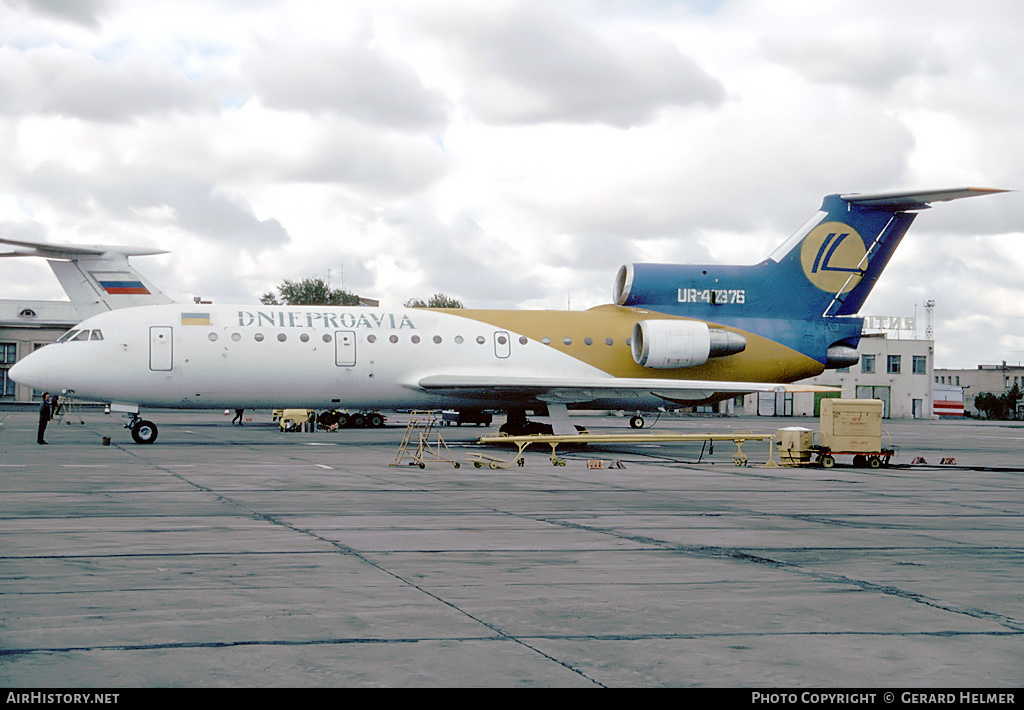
[584, 337, 593, 346]
[476, 336, 485, 345]
[277, 333, 287, 342]
[563, 337, 572, 346]
[455, 336, 464, 344]
[322, 334, 332, 343]
[208, 333, 218, 342]
[411, 335, 421, 344]
[519, 336, 528, 345]
[605, 338, 614, 346]
[254, 333, 265, 342]
[367, 334, 376, 343]
[300, 334, 309, 343]
[389, 335, 398, 344]
[231, 333, 241, 342]
[541, 337, 551, 345]
[433, 335, 442, 344]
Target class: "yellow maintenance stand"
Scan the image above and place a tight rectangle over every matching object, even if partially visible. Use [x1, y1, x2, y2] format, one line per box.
[473, 431, 778, 468]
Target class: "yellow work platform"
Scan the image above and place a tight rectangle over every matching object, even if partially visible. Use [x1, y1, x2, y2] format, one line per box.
[475, 431, 778, 467]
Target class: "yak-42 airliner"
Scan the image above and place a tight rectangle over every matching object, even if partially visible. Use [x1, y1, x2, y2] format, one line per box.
[9, 187, 1006, 443]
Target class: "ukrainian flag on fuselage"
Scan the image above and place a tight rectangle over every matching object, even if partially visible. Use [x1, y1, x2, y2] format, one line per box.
[180, 312, 211, 326]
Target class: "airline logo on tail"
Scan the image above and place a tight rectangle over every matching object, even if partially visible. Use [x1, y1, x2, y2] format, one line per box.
[800, 221, 867, 293]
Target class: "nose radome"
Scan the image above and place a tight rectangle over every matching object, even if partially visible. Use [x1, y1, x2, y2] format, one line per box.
[8, 350, 47, 390]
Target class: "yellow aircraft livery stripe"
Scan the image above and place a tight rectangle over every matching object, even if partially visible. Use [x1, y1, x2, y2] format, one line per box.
[432, 304, 824, 383]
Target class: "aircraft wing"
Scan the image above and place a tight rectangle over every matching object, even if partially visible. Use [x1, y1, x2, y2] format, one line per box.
[413, 373, 838, 405]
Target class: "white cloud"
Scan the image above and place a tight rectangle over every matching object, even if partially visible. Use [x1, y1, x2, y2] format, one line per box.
[0, 0, 1020, 369]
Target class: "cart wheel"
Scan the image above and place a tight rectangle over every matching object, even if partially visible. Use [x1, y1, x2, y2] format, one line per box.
[473, 461, 482, 468]
[733, 455, 747, 466]
[820, 454, 835, 468]
[453, 462, 460, 469]
[868, 456, 882, 469]
[516, 458, 525, 467]
[489, 461, 499, 469]
[418, 462, 425, 469]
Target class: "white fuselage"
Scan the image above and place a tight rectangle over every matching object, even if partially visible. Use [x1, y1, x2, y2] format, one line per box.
[13, 304, 648, 411]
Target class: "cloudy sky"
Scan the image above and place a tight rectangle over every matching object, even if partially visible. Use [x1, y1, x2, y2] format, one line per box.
[0, 0, 1021, 368]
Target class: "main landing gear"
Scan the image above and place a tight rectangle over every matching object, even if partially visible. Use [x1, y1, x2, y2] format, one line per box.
[126, 414, 159, 444]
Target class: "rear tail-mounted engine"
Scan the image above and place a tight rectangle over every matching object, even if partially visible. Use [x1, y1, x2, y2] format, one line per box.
[632, 320, 746, 369]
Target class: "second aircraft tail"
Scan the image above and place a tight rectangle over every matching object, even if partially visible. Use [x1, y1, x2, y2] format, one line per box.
[0, 238, 174, 318]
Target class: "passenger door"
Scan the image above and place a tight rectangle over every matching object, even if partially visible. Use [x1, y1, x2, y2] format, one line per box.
[149, 326, 173, 371]
[335, 330, 356, 367]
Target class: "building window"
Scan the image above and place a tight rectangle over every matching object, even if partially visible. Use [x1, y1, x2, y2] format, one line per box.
[861, 354, 875, 374]
[887, 355, 901, 374]
[0, 343, 15, 397]
[913, 355, 927, 374]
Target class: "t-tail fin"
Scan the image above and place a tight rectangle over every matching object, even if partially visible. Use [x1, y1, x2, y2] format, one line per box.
[0, 238, 174, 318]
[769, 187, 1009, 318]
[614, 187, 1007, 321]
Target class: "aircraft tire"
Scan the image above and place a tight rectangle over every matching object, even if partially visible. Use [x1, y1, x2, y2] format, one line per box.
[630, 416, 644, 429]
[336, 413, 350, 428]
[131, 420, 158, 445]
[370, 413, 384, 427]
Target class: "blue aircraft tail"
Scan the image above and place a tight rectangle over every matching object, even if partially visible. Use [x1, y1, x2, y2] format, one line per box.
[613, 187, 1007, 365]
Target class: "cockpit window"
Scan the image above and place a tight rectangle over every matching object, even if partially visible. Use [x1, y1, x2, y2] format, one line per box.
[56, 329, 103, 343]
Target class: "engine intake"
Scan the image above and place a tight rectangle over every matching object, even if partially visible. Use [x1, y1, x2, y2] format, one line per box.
[632, 320, 746, 369]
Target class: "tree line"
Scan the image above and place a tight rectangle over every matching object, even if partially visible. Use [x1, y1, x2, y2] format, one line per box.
[260, 277, 463, 309]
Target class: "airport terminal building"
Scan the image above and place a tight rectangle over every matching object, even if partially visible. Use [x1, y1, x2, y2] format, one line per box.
[934, 362, 1024, 418]
[0, 299, 79, 402]
[733, 330, 938, 419]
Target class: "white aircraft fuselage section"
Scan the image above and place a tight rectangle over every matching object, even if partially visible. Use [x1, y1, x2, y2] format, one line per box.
[13, 303, 819, 411]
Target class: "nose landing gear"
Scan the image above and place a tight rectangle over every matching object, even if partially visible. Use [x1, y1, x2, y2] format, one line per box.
[126, 414, 159, 444]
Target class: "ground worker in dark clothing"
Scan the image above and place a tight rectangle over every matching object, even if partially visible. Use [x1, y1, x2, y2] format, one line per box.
[37, 392, 52, 445]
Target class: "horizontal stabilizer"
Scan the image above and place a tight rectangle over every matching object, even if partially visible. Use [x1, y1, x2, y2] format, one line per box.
[0, 237, 168, 260]
[840, 187, 1010, 210]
